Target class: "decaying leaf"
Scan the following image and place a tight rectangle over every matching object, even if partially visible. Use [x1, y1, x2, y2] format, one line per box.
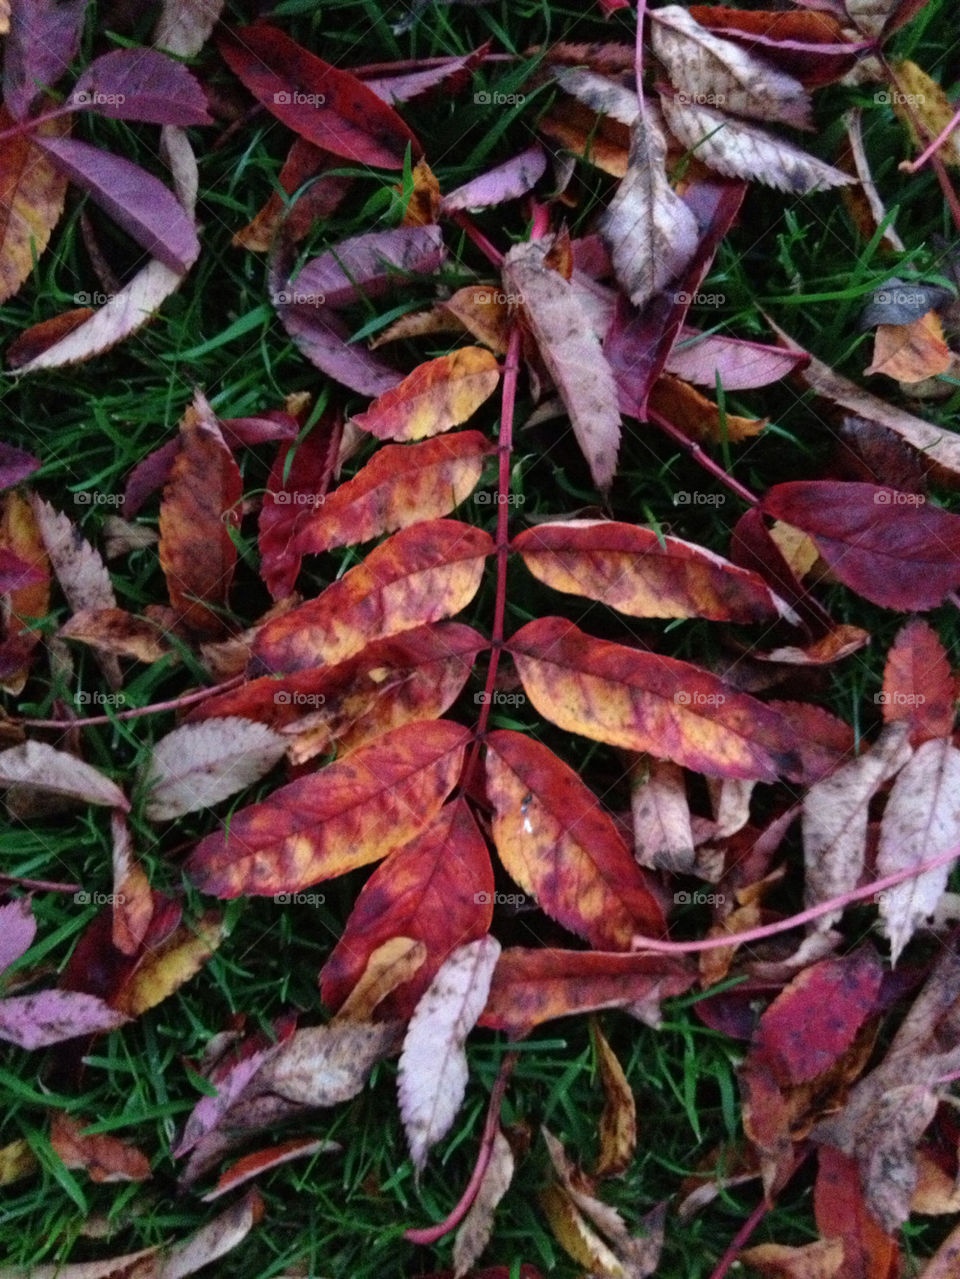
[352, 348, 500, 441]
[592, 1021, 637, 1177]
[0, 740, 128, 810]
[452, 1129, 515, 1277]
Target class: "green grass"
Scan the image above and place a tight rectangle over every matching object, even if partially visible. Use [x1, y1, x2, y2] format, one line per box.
[1, 0, 959, 1274]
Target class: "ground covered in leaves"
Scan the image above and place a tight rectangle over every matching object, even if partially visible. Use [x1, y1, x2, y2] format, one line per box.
[2, 0, 960, 1277]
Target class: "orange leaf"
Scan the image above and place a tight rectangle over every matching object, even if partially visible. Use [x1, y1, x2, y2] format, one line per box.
[0, 107, 68, 305]
[295, 432, 491, 556]
[50, 1112, 151, 1183]
[479, 948, 695, 1038]
[881, 618, 956, 744]
[352, 347, 500, 441]
[320, 797, 494, 1019]
[186, 719, 471, 898]
[508, 617, 801, 781]
[158, 393, 242, 636]
[485, 730, 665, 948]
[648, 373, 766, 443]
[865, 311, 952, 383]
[512, 520, 796, 622]
[252, 519, 493, 673]
[0, 489, 50, 693]
[201, 1136, 333, 1202]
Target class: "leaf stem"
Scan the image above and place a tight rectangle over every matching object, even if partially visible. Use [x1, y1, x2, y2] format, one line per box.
[880, 54, 960, 235]
[19, 674, 245, 730]
[632, 839, 960, 955]
[404, 1050, 517, 1244]
[0, 105, 75, 146]
[900, 100, 960, 173]
[646, 407, 760, 506]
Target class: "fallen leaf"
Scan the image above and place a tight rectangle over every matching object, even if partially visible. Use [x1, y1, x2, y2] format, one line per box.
[630, 756, 695, 872]
[234, 139, 350, 251]
[71, 48, 211, 127]
[440, 145, 547, 213]
[59, 609, 172, 665]
[320, 798, 493, 1020]
[186, 720, 471, 897]
[866, 311, 952, 383]
[503, 238, 622, 489]
[452, 1129, 515, 1277]
[110, 813, 153, 957]
[259, 1020, 402, 1107]
[3, 0, 86, 120]
[740, 1239, 845, 1278]
[485, 729, 665, 948]
[592, 1021, 637, 1177]
[0, 108, 68, 304]
[513, 519, 796, 622]
[876, 739, 960, 963]
[50, 1112, 151, 1183]
[200, 1137, 335, 1202]
[0, 989, 128, 1050]
[880, 618, 956, 744]
[889, 60, 960, 166]
[0, 740, 128, 810]
[335, 937, 427, 1023]
[352, 348, 500, 442]
[398, 935, 501, 1171]
[664, 328, 809, 389]
[113, 911, 224, 1017]
[0, 490, 49, 692]
[508, 616, 801, 781]
[648, 372, 767, 442]
[0, 897, 35, 975]
[251, 520, 493, 674]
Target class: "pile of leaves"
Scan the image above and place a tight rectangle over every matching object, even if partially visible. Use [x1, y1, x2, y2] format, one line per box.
[3, 0, 960, 1275]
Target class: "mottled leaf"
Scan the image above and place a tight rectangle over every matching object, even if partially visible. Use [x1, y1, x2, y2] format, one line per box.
[352, 348, 500, 442]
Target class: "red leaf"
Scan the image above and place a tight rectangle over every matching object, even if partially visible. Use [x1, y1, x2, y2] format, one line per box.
[761, 480, 960, 610]
[320, 798, 494, 1019]
[218, 25, 422, 169]
[881, 619, 956, 744]
[72, 47, 212, 126]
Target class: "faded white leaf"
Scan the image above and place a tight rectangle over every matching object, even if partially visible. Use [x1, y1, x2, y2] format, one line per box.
[453, 1128, 515, 1277]
[554, 68, 640, 126]
[503, 239, 621, 490]
[630, 757, 695, 872]
[259, 1020, 402, 1108]
[398, 935, 501, 1172]
[0, 740, 128, 810]
[710, 777, 755, 839]
[876, 739, 960, 964]
[142, 717, 287, 821]
[598, 113, 700, 310]
[802, 722, 911, 929]
[651, 6, 812, 128]
[660, 95, 855, 195]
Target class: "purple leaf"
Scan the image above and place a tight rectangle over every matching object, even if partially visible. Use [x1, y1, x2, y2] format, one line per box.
[124, 438, 180, 517]
[277, 303, 403, 397]
[0, 898, 36, 976]
[664, 329, 811, 389]
[365, 48, 488, 105]
[220, 412, 301, 448]
[440, 145, 547, 214]
[0, 548, 47, 593]
[291, 225, 446, 310]
[71, 47, 212, 127]
[0, 442, 40, 491]
[36, 136, 200, 273]
[0, 988, 128, 1049]
[2, 0, 87, 120]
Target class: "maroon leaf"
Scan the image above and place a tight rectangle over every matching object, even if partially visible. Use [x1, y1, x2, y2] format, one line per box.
[0, 548, 46, 592]
[290, 226, 445, 310]
[365, 46, 490, 104]
[664, 328, 810, 390]
[276, 302, 403, 396]
[36, 136, 199, 273]
[761, 480, 960, 611]
[2, 0, 87, 120]
[72, 47, 212, 126]
[218, 24, 422, 169]
[0, 442, 40, 491]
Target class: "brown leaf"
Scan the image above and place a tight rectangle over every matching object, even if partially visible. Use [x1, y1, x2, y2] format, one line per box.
[0, 740, 128, 810]
[158, 392, 242, 636]
[630, 756, 695, 872]
[452, 1128, 515, 1277]
[592, 1021, 637, 1178]
[59, 608, 172, 664]
[881, 618, 956, 744]
[648, 373, 767, 443]
[110, 812, 153, 957]
[740, 1239, 845, 1278]
[0, 108, 68, 305]
[866, 311, 952, 383]
[334, 937, 427, 1023]
[50, 1113, 151, 1183]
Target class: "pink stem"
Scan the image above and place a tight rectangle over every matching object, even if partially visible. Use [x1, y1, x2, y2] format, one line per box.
[20, 675, 245, 729]
[706, 1191, 777, 1279]
[448, 210, 504, 268]
[647, 408, 760, 506]
[880, 56, 960, 235]
[900, 100, 960, 173]
[0, 104, 77, 145]
[0, 875, 82, 893]
[404, 1051, 517, 1244]
[632, 839, 960, 955]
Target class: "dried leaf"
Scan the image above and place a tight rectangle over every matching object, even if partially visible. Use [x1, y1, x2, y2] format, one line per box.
[259, 1020, 402, 1107]
[739, 1239, 845, 1278]
[335, 937, 427, 1023]
[503, 238, 622, 489]
[881, 618, 956, 744]
[630, 757, 695, 872]
[186, 720, 471, 897]
[352, 348, 500, 442]
[141, 718, 287, 822]
[485, 729, 665, 948]
[50, 1113, 151, 1183]
[452, 1128, 515, 1277]
[0, 897, 36, 975]
[71, 48, 211, 127]
[113, 912, 224, 1018]
[648, 372, 767, 442]
[889, 60, 960, 165]
[200, 1137, 335, 1202]
[2, 0, 86, 120]
[110, 813, 153, 957]
[0, 741, 128, 810]
[398, 935, 500, 1171]
[876, 739, 960, 963]
[291, 225, 445, 310]
[0, 108, 68, 304]
[592, 1022, 636, 1177]
[866, 311, 952, 383]
[440, 145, 547, 213]
[0, 989, 128, 1050]
[59, 608, 172, 665]
[664, 328, 809, 389]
